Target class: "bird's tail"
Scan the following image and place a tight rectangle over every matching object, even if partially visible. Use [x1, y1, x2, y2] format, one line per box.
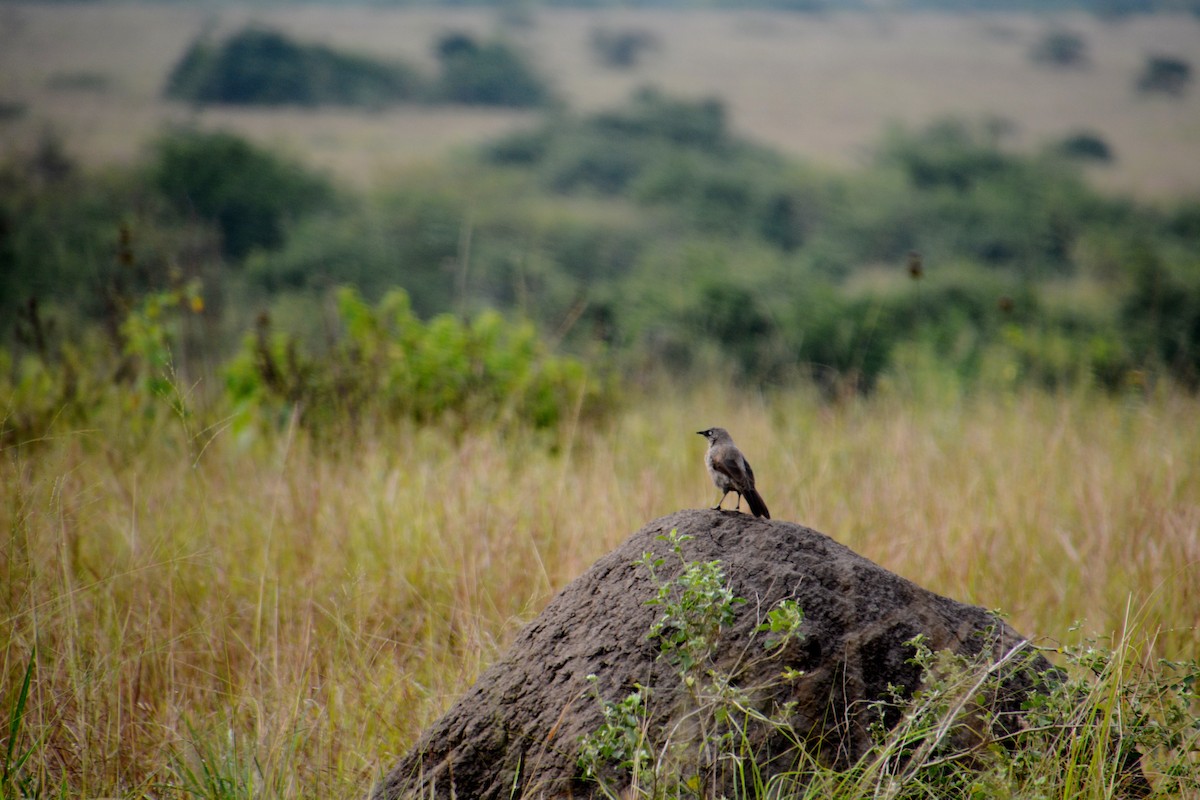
[745, 489, 770, 519]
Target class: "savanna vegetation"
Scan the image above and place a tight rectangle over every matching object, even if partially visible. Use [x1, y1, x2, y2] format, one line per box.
[2, 3, 1199, 797]
[5, 89, 1200, 412]
[166, 26, 554, 109]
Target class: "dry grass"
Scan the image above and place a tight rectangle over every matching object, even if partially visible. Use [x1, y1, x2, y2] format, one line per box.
[2, 383, 1198, 796]
[2, 5, 1199, 195]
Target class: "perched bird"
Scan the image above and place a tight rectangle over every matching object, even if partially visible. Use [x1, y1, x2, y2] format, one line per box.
[697, 427, 770, 519]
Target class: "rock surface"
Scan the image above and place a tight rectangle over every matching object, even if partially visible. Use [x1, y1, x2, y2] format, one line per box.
[373, 509, 1053, 799]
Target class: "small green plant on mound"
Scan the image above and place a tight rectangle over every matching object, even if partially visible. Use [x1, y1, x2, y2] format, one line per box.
[578, 530, 807, 798]
[224, 286, 611, 440]
[578, 535, 1200, 799]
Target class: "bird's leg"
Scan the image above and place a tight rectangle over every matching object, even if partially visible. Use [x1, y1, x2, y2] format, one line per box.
[712, 491, 729, 511]
[735, 492, 743, 512]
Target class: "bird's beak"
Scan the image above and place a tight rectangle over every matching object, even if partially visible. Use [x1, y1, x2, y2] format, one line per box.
[696, 430, 705, 436]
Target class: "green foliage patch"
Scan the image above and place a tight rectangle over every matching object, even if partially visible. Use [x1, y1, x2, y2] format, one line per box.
[164, 26, 554, 110]
[166, 27, 426, 108]
[225, 286, 611, 440]
[433, 31, 554, 107]
[150, 129, 337, 260]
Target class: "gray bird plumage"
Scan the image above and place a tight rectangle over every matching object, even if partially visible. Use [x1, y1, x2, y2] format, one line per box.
[697, 427, 770, 519]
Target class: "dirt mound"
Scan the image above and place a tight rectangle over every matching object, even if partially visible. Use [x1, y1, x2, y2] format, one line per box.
[373, 509, 1054, 799]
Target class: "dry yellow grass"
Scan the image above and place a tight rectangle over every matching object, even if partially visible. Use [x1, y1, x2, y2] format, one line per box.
[2, 4, 1199, 195]
[2, 383, 1197, 795]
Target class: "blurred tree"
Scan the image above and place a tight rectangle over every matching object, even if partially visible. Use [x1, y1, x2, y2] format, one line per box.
[1136, 55, 1192, 97]
[1056, 131, 1114, 163]
[434, 32, 553, 107]
[1, 135, 218, 353]
[690, 282, 779, 381]
[150, 129, 336, 260]
[165, 27, 425, 108]
[1030, 29, 1089, 69]
[589, 27, 660, 69]
[1121, 244, 1200, 388]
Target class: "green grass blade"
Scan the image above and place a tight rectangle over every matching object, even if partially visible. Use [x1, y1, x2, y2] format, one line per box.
[2, 646, 36, 787]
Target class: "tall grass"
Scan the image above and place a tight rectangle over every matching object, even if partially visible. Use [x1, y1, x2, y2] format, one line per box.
[2, 384, 1198, 797]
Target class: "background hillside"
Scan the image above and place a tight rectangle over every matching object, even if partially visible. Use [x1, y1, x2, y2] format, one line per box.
[2, 5, 1199, 195]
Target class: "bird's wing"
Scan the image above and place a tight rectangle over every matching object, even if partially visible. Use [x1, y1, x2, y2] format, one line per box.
[743, 456, 756, 487]
[712, 445, 750, 485]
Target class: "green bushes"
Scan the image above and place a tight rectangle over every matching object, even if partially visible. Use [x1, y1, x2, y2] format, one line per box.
[150, 129, 336, 260]
[589, 27, 659, 69]
[225, 287, 611, 438]
[1120, 246, 1200, 389]
[1029, 29, 1090, 69]
[433, 32, 553, 107]
[1056, 130, 1114, 163]
[3, 283, 611, 447]
[870, 120, 1118, 273]
[487, 89, 770, 197]
[0, 137, 218, 346]
[165, 26, 553, 110]
[166, 27, 425, 108]
[7, 90, 1200, 402]
[243, 183, 466, 315]
[1136, 54, 1192, 97]
[1, 285, 205, 448]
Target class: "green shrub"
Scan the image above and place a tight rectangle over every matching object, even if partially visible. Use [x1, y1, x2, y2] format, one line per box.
[1, 284, 205, 448]
[1136, 54, 1192, 97]
[589, 27, 659, 69]
[1120, 245, 1200, 389]
[590, 88, 729, 151]
[793, 293, 898, 395]
[687, 281, 785, 382]
[485, 89, 764, 197]
[878, 119, 1015, 193]
[579, 530, 799, 796]
[1056, 131, 1115, 163]
[871, 120, 1124, 273]
[544, 130, 654, 194]
[165, 27, 425, 108]
[244, 186, 464, 315]
[633, 152, 784, 236]
[224, 286, 612, 439]
[433, 32, 553, 107]
[0, 139, 219, 349]
[1030, 29, 1089, 69]
[150, 129, 336, 260]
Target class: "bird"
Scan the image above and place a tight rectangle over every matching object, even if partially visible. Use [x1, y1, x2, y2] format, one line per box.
[697, 427, 770, 519]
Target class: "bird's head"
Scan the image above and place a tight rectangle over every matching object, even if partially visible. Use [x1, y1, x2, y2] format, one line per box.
[697, 427, 730, 444]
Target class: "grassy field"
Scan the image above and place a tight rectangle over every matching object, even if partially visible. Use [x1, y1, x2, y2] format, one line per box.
[2, 382, 1198, 796]
[2, 4, 1200, 196]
